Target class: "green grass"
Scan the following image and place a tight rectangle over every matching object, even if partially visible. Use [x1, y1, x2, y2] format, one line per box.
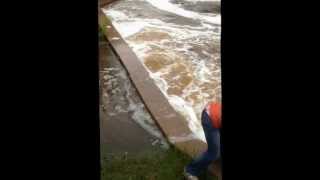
[99, 27, 106, 41]
[101, 148, 217, 180]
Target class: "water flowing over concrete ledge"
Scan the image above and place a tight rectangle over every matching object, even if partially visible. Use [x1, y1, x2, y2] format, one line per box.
[99, 9, 207, 157]
[99, 1, 221, 177]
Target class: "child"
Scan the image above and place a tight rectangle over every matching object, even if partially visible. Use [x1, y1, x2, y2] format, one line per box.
[184, 102, 221, 180]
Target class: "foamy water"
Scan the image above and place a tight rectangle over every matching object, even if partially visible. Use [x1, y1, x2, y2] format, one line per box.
[145, 0, 221, 24]
[103, 0, 221, 143]
[102, 66, 169, 149]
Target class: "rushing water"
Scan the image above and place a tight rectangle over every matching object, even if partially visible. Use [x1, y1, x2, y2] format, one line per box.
[103, 0, 221, 142]
[100, 41, 169, 149]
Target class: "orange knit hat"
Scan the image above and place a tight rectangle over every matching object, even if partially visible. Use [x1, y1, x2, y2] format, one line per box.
[209, 102, 221, 128]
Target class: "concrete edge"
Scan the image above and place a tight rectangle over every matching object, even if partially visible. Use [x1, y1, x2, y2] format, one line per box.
[99, 6, 221, 178]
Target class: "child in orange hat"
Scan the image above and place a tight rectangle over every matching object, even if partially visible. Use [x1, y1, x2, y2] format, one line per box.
[184, 102, 221, 180]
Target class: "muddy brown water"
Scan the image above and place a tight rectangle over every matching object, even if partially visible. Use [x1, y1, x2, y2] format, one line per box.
[103, 0, 221, 143]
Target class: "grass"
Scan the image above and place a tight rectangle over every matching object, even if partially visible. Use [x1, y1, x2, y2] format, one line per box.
[101, 148, 217, 180]
[99, 27, 106, 41]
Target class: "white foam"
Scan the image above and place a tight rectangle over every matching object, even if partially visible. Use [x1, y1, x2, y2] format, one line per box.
[104, 57, 169, 148]
[167, 95, 206, 142]
[114, 105, 128, 113]
[116, 22, 144, 38]
[103, 9, 128, 21]
[123, 73, 170, 148]
[104, 9, 149, 38]
[129, 43, 151, 57]
[145, 0, 220, 24]
[111, 37, 120, 40]
[168, 133, 199, 143]
[114, 21, 148, 38]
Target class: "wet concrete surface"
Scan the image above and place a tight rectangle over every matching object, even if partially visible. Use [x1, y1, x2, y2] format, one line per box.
[99, 37, 168, 156]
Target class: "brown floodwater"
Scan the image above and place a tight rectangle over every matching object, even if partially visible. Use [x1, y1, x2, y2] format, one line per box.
[103, 0, 221, 142]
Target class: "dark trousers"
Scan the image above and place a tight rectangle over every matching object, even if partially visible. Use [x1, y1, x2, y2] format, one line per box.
[186, 110, 221, 176]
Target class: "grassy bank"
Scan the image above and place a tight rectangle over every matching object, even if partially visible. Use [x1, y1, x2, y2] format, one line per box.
[101, 148, 217, 180]
[99, 27, 106, 41]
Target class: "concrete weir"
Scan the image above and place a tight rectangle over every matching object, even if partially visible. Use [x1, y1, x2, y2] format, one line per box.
[99, 0, 221, 178]
[99, 9, 207, 156]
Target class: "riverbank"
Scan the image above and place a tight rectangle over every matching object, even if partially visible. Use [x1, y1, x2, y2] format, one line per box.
[101, 148, 217, 180]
